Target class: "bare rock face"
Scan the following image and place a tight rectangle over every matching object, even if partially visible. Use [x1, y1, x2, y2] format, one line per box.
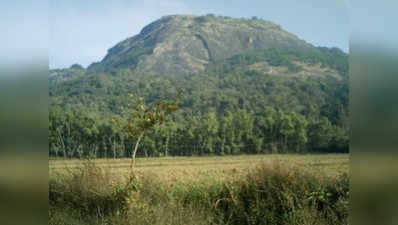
[88, 15, 312, 76]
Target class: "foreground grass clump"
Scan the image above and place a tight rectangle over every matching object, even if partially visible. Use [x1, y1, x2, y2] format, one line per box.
[214, 163, 349, 224]
[49, 159, 349, 225]
[49, 160, 134, 224]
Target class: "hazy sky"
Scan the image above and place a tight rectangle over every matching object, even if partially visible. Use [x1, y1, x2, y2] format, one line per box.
[50, 0, 350, 69]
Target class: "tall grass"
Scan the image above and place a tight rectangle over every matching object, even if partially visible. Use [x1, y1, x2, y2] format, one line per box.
[49, 159, 349, 225]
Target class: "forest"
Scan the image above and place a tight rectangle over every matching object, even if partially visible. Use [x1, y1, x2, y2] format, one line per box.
[49, 46, 349, 158]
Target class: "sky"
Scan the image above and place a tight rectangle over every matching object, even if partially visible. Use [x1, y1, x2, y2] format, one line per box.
[49, 0, 350, 69]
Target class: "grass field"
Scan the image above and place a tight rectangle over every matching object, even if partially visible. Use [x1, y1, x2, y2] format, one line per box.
[49, 154, 349, 225]
[49, 154, 348, 181]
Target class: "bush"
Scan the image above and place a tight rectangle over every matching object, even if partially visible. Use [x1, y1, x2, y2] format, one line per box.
[214, 161, 349, 224]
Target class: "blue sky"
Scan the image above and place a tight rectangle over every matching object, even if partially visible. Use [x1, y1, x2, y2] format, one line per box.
[50, 0, 350, 69]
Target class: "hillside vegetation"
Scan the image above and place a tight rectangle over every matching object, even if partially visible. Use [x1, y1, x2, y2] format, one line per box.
[49, 15, 349, 158]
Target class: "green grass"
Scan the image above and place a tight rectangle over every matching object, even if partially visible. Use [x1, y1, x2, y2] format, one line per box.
[49, 154, 349, 225]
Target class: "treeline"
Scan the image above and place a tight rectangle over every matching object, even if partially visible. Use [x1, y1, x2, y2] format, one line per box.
[50, 46, 349, 158]
[49, 106, 348, 158]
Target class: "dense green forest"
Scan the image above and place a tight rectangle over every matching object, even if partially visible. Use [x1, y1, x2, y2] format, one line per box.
[49, 45, 349, 158]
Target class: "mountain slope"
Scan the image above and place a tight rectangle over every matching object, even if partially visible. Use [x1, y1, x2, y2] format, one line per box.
[50, 15, 348, 121]
[49, 14, 349, 157]
[87, 15, 314, 76]
[50, 47, 348, 124]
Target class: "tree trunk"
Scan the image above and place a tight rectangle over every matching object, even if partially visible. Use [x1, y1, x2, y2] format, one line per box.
[130, 132, 145, 169]
[113, 138, 116, 159]
[109, 137, 116, 159]
[57, 129, 66, 159]
[165, 135, 169, 157]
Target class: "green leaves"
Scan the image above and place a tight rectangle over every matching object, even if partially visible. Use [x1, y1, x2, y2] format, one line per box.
[123, 94, 180, 157]
[112, 94, 181, 167]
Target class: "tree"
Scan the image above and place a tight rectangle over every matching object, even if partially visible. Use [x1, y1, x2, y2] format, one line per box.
[199, 112, 219, 155]
[276, 110, 295, 152]
[307, 117, 333, 152]
[289, 112, 308, 153]
[113, 93, 181, 168]
[255, 106, 276, 152]
[69, 63, 84, 70]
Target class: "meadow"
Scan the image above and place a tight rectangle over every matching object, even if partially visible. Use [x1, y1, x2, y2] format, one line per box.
[49, 154, 349, 225]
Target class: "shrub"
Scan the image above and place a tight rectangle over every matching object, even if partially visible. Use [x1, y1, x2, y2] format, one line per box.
[213, 161, 349, 224]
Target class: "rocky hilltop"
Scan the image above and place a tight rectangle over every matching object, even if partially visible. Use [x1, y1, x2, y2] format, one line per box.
[88, 15, 313, 76]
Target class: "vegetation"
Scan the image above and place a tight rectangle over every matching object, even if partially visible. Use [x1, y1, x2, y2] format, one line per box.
[49, 14, 350, 223]
[116, 93, 180, 167]
[49, 105, 348, 158]
[49, 155, 349, 225]
[49, 50, 349, 157]
[49, 15, 348, 158]
[50, 63, 85, 83]
[49, 14, 349, 225]
[49, 46, 348, 158]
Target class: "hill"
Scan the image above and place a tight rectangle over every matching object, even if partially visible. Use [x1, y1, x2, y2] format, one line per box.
[49, 15, 349, 158]
[86, 14, 314, 77]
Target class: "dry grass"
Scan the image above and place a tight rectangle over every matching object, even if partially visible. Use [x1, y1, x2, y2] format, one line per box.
[49, 154, 348, 183]
[49, 154, 349, 225]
